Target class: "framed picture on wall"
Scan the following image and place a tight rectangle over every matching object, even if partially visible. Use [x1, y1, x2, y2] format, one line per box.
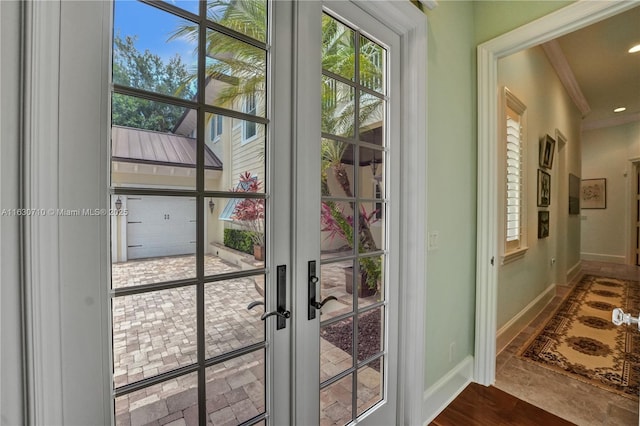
[537, 169, 551, 207]
[538, 211, 549, 238]
[581, 178, 606, 209]
[539, 134, 555, 169]
[568, 173, 580, 214]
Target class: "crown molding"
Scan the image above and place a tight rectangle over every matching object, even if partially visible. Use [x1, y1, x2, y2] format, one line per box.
[582, 112, 640, 131]
[419, 0, 438, 10]
[542, 39, 591, 117]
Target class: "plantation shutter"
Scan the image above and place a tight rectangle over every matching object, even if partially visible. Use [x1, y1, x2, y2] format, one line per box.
[505, 108, 522, 251]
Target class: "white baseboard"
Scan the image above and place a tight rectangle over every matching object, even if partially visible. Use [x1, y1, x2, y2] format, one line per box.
[580, 252, 627, 264]
[567, 261, 581, 283]
[496, 283, 555, 354]
[422, 355, 474, 425]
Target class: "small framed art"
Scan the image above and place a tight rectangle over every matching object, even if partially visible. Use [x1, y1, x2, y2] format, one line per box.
[537, 169, 551, 207]
[581, 178, 606, 209]
[539, 134, 555, 169]
[538, 211, 549, 239]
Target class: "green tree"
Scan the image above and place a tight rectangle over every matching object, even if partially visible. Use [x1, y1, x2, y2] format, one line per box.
[169, 2, 383, 285]
[112, 34, 195, 132]
[169, 0, 267, 109]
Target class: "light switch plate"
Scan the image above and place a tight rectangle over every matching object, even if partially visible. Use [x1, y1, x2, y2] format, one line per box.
[428, 231, 439, 251]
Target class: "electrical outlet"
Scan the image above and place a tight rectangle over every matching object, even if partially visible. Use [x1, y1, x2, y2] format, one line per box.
[449, 342, 456, 362]
[550, 257, 556, 266]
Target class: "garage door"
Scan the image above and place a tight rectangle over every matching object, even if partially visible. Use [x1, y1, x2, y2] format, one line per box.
[126, 196, 196, 260]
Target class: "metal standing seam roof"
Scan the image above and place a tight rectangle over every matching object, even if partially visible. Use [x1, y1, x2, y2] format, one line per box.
[111, 125, 223, 170]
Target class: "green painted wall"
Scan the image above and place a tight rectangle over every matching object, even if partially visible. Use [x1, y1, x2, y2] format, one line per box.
[474, 0, 574, 44]
[423, 0, 580, 390]
[424, 0, 477, 388]
[496, 46, 582, 328]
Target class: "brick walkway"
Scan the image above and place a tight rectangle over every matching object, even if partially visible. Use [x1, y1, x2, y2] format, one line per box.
[112, 254, 380, 425]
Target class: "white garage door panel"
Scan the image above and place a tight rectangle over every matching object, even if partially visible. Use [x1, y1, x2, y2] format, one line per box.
[126, 196, 196, 259]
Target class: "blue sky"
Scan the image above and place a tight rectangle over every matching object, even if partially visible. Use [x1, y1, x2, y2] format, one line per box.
[114, 1, 198, 64]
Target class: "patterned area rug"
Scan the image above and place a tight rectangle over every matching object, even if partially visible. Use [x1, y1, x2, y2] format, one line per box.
[519, 274, 640, 400]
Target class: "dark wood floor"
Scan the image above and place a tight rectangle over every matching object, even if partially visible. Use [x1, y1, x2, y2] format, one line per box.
[429, 383, 575, 426]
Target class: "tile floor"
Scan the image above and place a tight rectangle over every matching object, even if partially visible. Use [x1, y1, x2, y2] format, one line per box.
[495, 261, 640, 426]
[111, 252, 381, 425]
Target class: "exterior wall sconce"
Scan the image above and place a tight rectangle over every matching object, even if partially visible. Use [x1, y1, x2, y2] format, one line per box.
[209, 199, 215, 213]
[115, 196, 122, 211]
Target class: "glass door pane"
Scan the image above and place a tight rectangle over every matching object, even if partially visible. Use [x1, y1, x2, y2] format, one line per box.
[319, 10, 388, 425]
[110, 1, 273, 424]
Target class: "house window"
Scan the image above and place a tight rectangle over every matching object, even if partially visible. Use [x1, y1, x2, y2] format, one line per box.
[242, 93, 257, 143]
[374, 180, 382, 220]
[210, 114, 223, 142]
[503, 88, 527, 263]
[219, 175, 258, 221]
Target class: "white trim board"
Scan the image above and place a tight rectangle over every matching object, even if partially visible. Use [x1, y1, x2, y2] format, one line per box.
[567, 261, 581, 283]
[582, 112, 640, 132]
[422, 355, 474, 425]
[580, 252, 627, 265]
[496, 283, 555, 354]
[352, 2, 428, 424]
[475, 0, 639, 386]
[22, 1, 64, 423]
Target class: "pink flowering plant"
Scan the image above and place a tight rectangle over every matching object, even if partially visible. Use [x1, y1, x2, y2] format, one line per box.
[231, 172, 265, 247]
[320, 200, 381, 291]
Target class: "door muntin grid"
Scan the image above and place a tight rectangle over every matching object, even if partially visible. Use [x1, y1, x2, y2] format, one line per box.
[109, 1, 270, 425]
[319, 11, 388, 425]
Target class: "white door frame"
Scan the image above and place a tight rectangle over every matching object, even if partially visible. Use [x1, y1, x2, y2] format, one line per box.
[21, 0, 428, 424]
[629, 159, 640, 266]
[291, 1, 429, 424]
[475, 0, 640, 386]
[293, 2, 402, 424]
[351, 2, 429, 424]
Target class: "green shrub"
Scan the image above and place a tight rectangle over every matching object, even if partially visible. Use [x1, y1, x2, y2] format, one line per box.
[224, 229, 255, 255]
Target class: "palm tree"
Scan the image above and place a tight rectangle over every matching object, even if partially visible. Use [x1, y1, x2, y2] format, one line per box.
[169, 0, 267, 107]
[170, 1, 383, 266]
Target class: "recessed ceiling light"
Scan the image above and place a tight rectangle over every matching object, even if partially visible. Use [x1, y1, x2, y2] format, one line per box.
[614, 107, 626, 113]
[629, 44, 640, 53]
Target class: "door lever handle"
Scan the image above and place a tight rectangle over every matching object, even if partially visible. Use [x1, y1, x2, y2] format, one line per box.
[261, 309, 291, 321]
[247, 301, 264, 310]
[311, 295, 337, 310]
[248, 300, 291, 321]
[247, 265, 290, 330]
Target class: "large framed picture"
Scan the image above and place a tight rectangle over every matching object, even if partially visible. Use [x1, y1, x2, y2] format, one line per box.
[568, 173, 580, 215]
[539, 134, 555, 169]
[581, 178, 606, 209]
[538, 211, 549, 239]
[537, 169, 551, 207]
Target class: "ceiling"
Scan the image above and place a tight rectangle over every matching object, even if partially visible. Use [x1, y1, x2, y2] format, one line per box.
[553, 4, 640, 126]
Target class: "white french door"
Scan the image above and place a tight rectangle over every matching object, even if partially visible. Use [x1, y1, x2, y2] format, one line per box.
[106, 1, 399, 425]
[291, 2, 400, 425]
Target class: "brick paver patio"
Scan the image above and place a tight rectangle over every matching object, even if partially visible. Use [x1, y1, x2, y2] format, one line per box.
[112, 253, 380, 425]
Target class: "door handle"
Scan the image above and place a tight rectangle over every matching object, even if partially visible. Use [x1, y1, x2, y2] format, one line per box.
[248, 299, 291, 320]
[311, 296, 338, 310]
[247, 265, 290, 330]
[612, 307, 640, 330]
[308, 260, 338, 320]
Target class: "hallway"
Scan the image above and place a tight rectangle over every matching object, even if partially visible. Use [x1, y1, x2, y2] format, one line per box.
[495, 261, 640, 425]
